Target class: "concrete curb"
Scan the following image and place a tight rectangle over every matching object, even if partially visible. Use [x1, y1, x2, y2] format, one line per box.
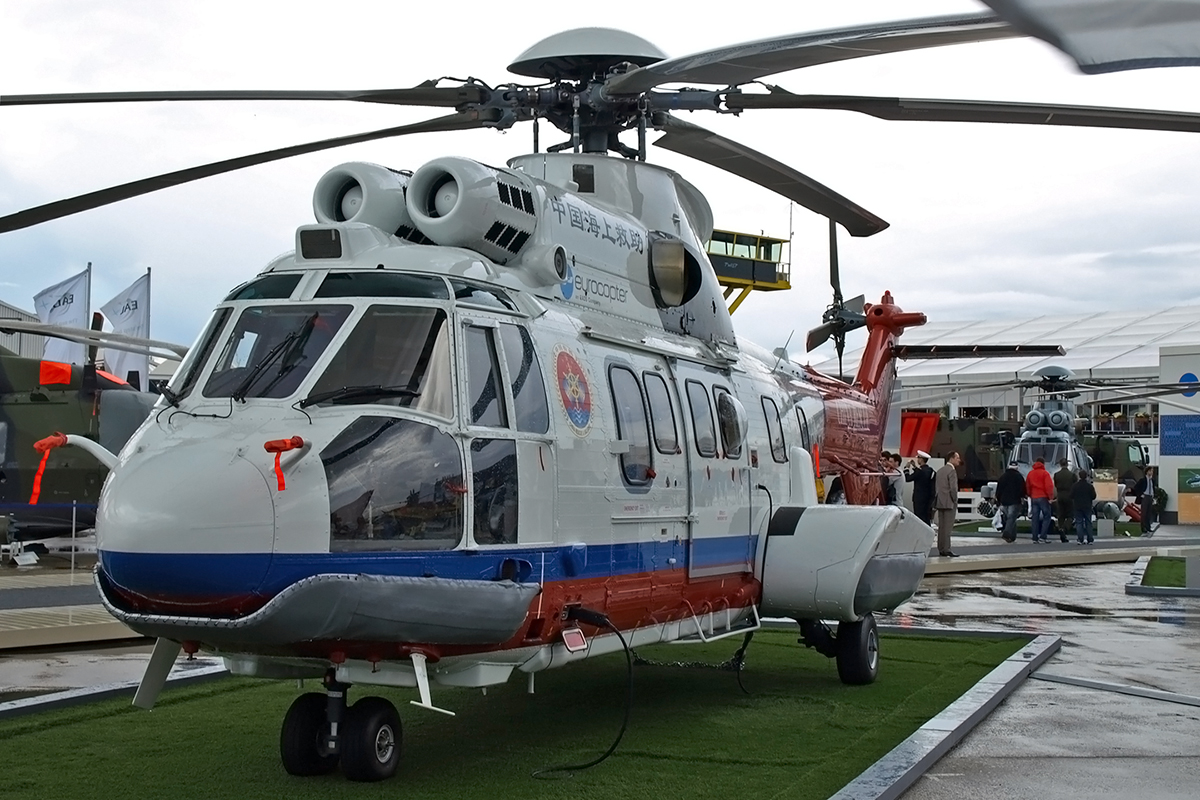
[927, 548, 1144, 574]
[0, 661, 227, 720]
[828, 632, 1061, 800]
[1124, 554, 1200, 597]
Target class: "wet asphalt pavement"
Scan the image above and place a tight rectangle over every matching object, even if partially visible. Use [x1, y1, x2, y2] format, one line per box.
[899, 527, 1200, 800]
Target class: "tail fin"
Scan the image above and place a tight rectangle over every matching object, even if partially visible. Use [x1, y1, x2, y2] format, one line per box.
[852, 292, 926, 431]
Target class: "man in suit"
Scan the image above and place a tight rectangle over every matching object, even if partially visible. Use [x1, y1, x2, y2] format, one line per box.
[934, 452, 963, 557]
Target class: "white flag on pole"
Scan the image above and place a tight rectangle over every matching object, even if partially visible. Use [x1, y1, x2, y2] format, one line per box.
[33, 265, 91, 365]
[100, 270, 151, 390]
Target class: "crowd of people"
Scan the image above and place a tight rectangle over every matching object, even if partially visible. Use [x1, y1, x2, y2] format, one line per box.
[881, 451, 1159, 554]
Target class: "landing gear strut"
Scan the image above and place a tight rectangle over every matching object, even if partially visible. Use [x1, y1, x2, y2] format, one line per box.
[797, 612, 879, 686]
[279, 670, 403, 782]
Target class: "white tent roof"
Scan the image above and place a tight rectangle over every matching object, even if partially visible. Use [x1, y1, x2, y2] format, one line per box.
[809, 303, 1200, 389]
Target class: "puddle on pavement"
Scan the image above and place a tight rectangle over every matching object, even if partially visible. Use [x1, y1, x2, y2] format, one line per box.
[897, 562, 1200, 634]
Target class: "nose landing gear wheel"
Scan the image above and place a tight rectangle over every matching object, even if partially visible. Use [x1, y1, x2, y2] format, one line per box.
[341, 696, 403, 782]
[835, 612, 879, 686]
[280, 692, 339, 776]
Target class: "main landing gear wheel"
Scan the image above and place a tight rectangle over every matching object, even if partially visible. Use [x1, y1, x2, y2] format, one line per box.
[836, 612, 879, 685]
[340, 696, 402, 782]
[280, 692, 339, 776]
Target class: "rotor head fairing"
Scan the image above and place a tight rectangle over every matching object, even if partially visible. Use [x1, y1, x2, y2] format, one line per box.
[508, 28, 666, 79]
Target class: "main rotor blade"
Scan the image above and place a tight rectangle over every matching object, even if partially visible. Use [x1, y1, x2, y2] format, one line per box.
[651, 113, 888, 237]
[0, 85, 485, 108]
[0, 110, 496, 233]
[606, 12, 1016, 95]
[0, 319, 188, 359]
[981, 0, 1200, 75]
[727, 92, 1200, 133]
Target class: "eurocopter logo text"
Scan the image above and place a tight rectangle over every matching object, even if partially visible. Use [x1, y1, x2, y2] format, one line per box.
[574, 275, 627, 303]
[51, 293, 74, 311]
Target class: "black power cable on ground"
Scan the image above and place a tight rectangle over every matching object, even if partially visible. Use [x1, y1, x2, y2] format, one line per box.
[532, 607, 632, 780]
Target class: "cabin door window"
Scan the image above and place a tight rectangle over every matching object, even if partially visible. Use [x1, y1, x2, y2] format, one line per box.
[607, 366, 653, 485]
[762, 397, 787, 463]
[676, 367, 753, 578]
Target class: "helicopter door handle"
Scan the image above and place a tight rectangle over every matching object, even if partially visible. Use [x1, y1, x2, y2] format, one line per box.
[263, 436, 309, 491]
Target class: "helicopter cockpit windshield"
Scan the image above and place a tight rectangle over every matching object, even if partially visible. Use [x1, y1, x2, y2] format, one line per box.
[1014, 441, 1068, 467]
[204, 304, 352, 399]
[304, 305, 454, 417]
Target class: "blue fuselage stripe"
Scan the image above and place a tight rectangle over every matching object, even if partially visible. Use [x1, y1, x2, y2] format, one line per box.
[98, 535, 758, 598]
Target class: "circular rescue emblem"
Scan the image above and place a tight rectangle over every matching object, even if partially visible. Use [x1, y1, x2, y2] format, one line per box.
[555, 347, 592, 436]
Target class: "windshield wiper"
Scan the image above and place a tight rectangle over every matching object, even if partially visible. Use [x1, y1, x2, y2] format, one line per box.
[159, 385, 182, 408]
[228, 313, 320, 402]
[299, 384, 421, 409]
[230, 331, 298, 402]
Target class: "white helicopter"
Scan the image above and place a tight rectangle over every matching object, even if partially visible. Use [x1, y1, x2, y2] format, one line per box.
[7, 9, 1200, 784]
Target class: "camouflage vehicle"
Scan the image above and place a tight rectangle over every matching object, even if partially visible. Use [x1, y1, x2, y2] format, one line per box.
[916, 414, 1148, 490]
[0, 350, 155, 538]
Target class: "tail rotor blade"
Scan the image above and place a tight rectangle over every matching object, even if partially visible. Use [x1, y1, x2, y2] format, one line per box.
[844, 294, 866, 314]
[806, 321, 837, 352]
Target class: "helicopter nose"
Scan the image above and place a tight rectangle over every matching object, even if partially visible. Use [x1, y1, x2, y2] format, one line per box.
[96, 440, 277, 611]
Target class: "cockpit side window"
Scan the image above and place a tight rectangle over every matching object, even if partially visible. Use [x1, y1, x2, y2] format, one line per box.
[306, 306, 453, 417]
[464, 326, 508, 427]
[321, 416, 463, 551]
[171, 307, 231, 400]
[497, 324, 548, 434]
[204, 305, 352, 399]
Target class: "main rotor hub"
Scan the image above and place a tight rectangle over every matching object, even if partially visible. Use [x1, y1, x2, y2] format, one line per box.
[508, 27, 666, 80]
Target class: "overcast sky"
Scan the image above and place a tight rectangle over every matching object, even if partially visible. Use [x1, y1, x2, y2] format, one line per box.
[4, 0, 1200, 361]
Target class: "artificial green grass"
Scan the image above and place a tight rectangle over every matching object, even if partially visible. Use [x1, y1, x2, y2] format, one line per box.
[0, 630, 1023, 800]
[1142, 556, 1185, 588]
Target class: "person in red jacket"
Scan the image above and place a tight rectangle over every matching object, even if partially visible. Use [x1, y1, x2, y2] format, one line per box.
[1025, 458, 1056, 544]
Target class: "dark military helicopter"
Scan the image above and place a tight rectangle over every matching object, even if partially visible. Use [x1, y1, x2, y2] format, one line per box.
[0, 319, 182, 539]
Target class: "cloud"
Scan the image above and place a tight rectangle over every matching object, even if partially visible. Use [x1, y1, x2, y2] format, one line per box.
[4, 0, 1200, 358]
